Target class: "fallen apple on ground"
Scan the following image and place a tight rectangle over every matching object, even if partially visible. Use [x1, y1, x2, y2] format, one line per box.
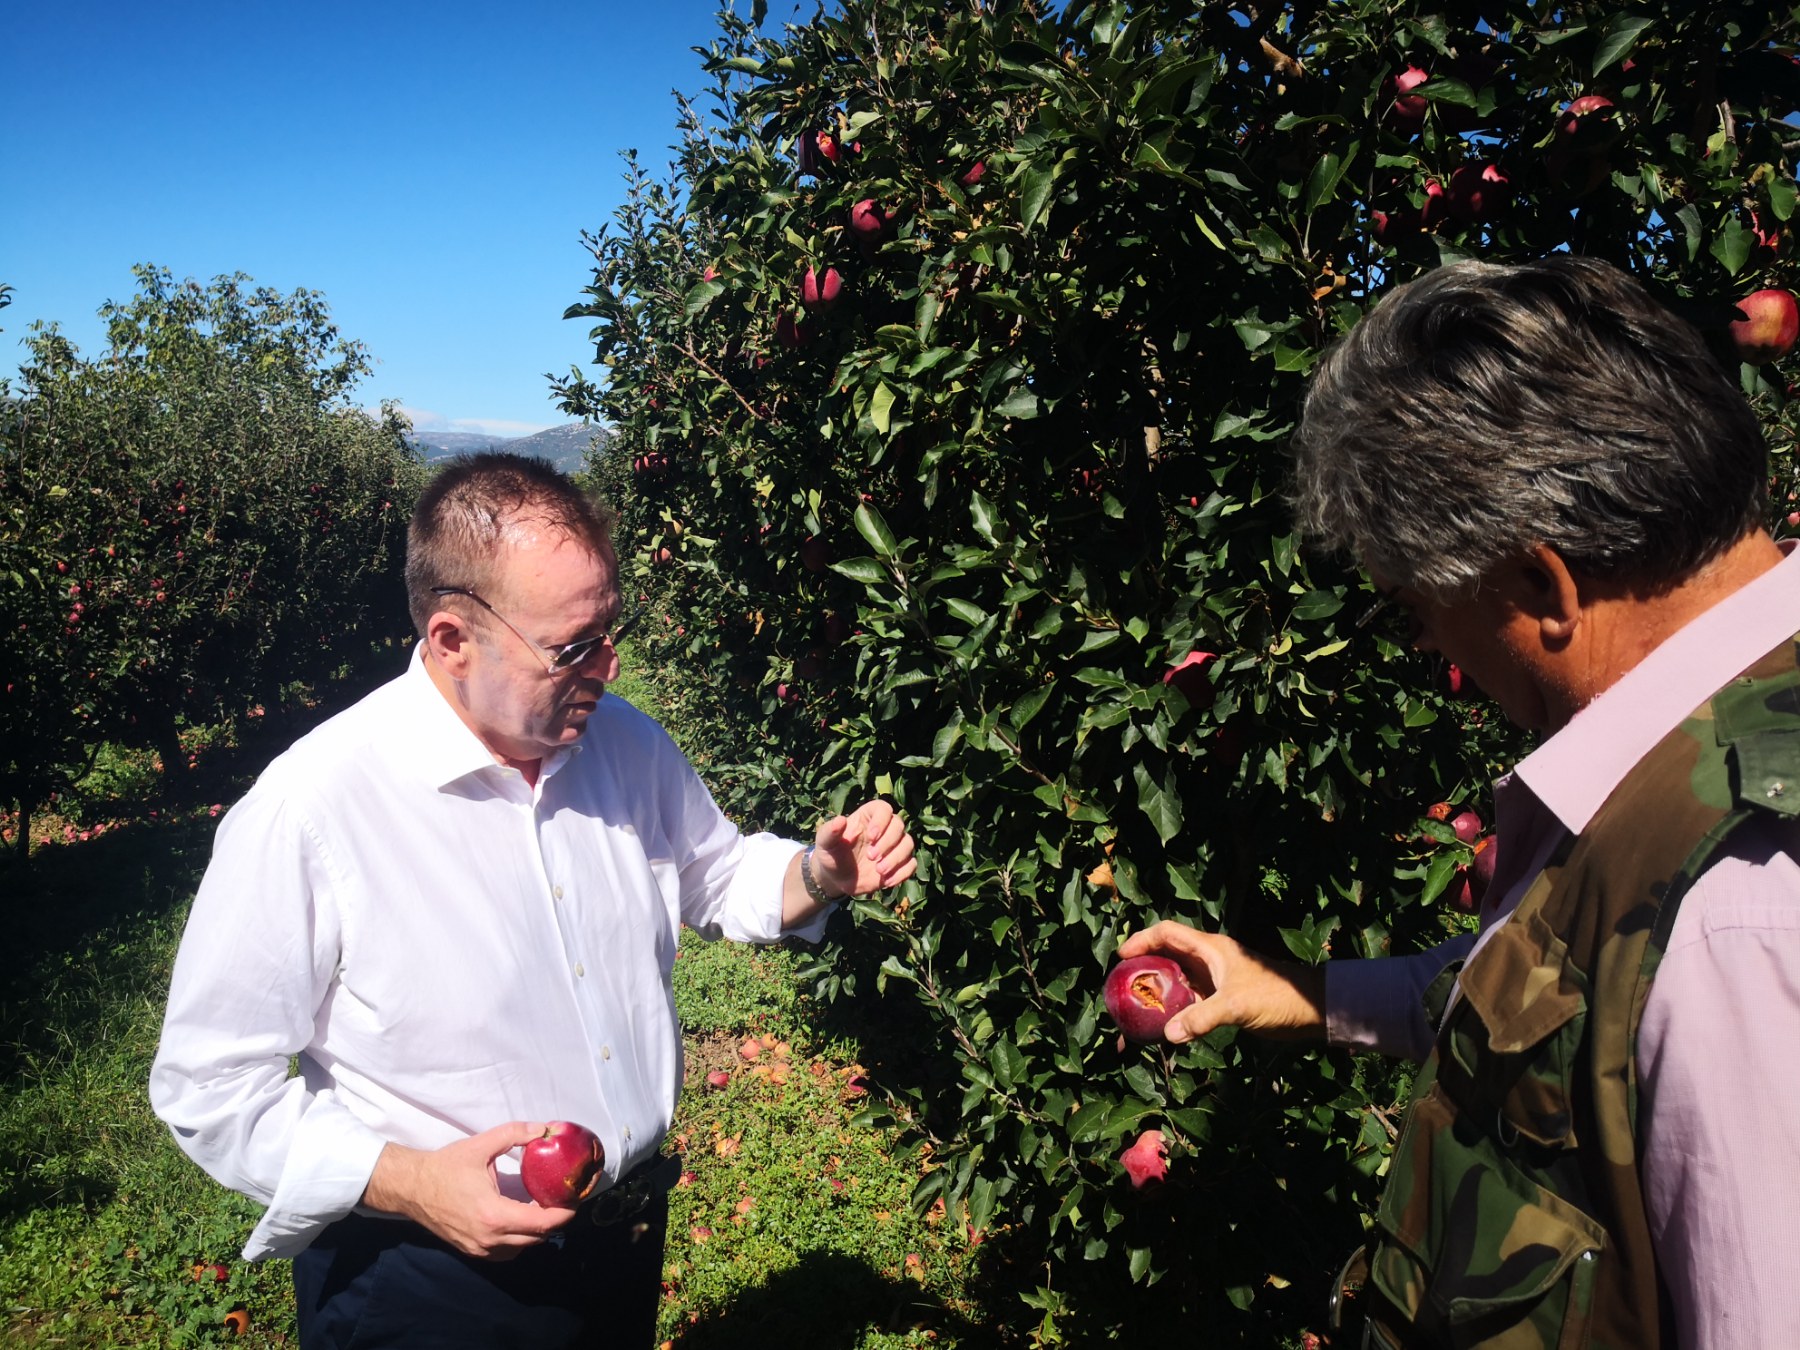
[1104, 954, 1197, 1042]
[520, 1121, 605, 1209]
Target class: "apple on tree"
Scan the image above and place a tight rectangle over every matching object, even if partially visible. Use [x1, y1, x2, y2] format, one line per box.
[1729, 288, 1799, 364]
[1120, 1129, 1169, 1188]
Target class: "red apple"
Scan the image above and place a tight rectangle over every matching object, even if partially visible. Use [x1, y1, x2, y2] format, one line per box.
[1104, 955, 1197, 1042]
[848, 199, 890, 242]
[1425, 801, 1453, 822]
[800, 535, 833, 572]
[775, 312, 812, 349]
[801, 266, 843, 314]
[816, 131, 841, 165]
[1162, 650, 1218, 706]
[1387, 66, 1430, 128]
[1555, 95, 1622, 153]
[1446, 162, 1511, 223]
[1120, 1129, 1169, 1187]
[706, 1070, 731, 1090]
[1469, 835, 1499, 904]
[1450, 809, 1482, 844]
[959, 160, 987, 187]
[1730, 288, 1800, 364]
[1420, 179, 1449, 229]
[1371, 205, 1419, 246]
[520, 1121, 605, 1209]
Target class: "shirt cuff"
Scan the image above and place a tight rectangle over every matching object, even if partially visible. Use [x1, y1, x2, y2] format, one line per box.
[717, 834, 836, 944]
[241, 1090, 391, 1260]
[1324, 937, 1475, 1064]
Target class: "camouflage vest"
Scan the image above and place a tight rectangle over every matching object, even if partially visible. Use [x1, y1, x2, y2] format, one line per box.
[1353, 632, 1800, 1349]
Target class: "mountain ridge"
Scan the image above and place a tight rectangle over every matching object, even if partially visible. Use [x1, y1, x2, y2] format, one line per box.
[407, 422, 611, 474]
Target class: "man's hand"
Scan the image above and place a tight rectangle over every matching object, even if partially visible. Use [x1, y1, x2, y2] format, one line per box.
[361, 1121, 577, 1259]
[1118, 922, 1327, 1044]
[811, 799, 917, 898]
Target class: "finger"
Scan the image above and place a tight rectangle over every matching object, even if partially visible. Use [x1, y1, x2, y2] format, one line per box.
[876, 835, 916, 882]
[814, 815, 851, 851]
[868, 815, 906, 863]
[878, 858, 918, 889]
[1163, 993, 1232, 1045]
[473, 1120, 548, 1161]
[1117, 920, 1205, 961]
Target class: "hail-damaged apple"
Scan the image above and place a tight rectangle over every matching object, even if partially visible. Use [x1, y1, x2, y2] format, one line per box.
[1104, 955, 1196, 1042]
[520, 1121, 605, 1209]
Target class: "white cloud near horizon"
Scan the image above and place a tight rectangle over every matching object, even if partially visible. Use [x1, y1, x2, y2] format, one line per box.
[389, 405, 558, 438]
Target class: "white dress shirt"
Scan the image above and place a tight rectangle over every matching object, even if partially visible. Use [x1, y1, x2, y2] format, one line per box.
[1327, 541, 1800, 1345]
[150, 648, 824, 1260]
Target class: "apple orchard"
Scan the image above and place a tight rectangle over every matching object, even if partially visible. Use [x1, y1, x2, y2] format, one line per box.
[554, 0, 1800, 1338]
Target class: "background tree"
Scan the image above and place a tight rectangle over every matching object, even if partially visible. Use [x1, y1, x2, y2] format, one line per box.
[0, 267, 425, 862]
[559, 1, 1800, 1337]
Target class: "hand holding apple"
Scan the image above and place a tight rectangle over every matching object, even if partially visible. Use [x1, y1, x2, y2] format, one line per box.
[1116, 922, 1326, 1044]
[360, 1121, 576, 1259]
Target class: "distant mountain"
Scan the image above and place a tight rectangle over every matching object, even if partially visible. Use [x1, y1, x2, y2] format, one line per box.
[408, 423, 612, 474]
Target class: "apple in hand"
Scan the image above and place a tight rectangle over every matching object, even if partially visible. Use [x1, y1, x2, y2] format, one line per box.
[1730, 288, 1800, 364]
[520, 1121, 605, 1209]
[1104, 955, 1197, 1042]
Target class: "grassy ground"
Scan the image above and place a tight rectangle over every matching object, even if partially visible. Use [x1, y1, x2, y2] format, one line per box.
[0, 671, 1003, 1347]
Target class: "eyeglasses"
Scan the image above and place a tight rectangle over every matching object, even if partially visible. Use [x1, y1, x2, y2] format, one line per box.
[1355, 589, 1422, 648]
[430, 586, 642, 674]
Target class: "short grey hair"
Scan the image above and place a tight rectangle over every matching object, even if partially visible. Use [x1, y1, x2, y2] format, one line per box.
[1289, 257, 1767, 599]
[405, 452, 614, 638]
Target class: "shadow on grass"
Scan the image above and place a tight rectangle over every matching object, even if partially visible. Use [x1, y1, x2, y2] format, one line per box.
[671, 1250, 1007, 1350]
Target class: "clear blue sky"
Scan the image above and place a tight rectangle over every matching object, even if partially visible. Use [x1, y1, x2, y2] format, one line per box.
[3, 0, 784, 436]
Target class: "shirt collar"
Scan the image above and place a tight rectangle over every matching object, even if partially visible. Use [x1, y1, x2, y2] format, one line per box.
[1513, 539, 1800, 835]
[399, 644, 580, 791]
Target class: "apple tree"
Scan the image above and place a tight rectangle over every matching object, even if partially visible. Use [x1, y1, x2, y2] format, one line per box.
[560, 0, 1800, 1336]
[0, 268, 424, 859]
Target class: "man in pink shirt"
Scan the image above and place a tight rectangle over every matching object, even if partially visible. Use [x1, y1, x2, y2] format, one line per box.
[1124, 258, 1800, 1347]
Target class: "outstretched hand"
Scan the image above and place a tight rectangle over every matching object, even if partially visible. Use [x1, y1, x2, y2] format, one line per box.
[810, 799, 917, 898]
[1117, 922, 1327, 1044]
[361, 1120, 576, 1259]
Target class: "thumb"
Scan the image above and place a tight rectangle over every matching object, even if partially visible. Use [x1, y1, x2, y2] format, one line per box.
[815, 814, 853, 850]
[478, 1120, 548, 1162]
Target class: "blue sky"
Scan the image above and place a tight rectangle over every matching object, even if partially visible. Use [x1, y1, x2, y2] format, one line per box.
[3, 1, 782, 435]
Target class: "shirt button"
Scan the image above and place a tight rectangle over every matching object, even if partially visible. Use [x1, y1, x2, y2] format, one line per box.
[623, 1127, 632, 1142]
[574, 963, 585, 978]
[601, 1045, 612, 1061]
[553, 885, 564, 900]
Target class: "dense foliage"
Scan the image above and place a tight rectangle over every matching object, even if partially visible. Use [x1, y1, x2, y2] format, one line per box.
[559, 1, 1800, 1338]
[1, 267, 426, 860]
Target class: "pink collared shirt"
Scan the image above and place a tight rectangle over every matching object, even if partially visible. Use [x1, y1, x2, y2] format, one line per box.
[1328, 541, 1800, 1346]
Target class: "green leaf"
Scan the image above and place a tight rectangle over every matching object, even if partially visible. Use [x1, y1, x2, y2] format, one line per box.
[831, 556, 889, 584]
[854, 503, 899, 558]
[682, 280, 724, 317]
[993, 386, 1040, 419]
[1592, 15, 1653, 75]
[1020, 161, 1056, 231]
[1133, 762, 1184, 845]
[869, 382, 896, 434]
[970, 492, 1001, 545]
[1010, 681, 1054, 730]
[1711, 216, 1752, 277]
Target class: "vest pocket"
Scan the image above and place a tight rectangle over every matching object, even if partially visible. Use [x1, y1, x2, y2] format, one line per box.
[1367, 1082, 1605, 1348]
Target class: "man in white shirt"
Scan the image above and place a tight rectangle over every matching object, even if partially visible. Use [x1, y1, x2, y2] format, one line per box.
[150, 453, 916, 1348]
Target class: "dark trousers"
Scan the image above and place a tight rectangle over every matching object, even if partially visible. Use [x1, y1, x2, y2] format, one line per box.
[292, 1199, 667, 1349]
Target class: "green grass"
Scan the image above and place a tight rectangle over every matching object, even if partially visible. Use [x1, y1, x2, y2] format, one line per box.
[0, 711, 1006, 1347]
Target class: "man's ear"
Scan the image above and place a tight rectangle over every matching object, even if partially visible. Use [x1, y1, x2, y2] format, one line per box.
[1510, 543, 1583, 643]
[426, 610, 476, 678]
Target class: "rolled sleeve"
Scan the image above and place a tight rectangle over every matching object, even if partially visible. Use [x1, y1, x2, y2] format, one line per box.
[1324, 935, 1475, 1064]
